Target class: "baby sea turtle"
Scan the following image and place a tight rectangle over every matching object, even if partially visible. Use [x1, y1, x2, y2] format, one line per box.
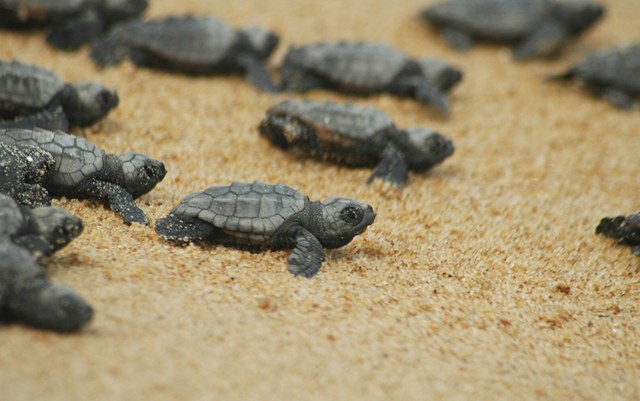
[156, 181, 376, 278]
[0, 0, 148, 50]
[549, 44, 640, 110]
[421, 0, 604, 59]
[278, 41, 462, 115]
[596, 212, 640, 255]
[0, 127, 167, 224]
[0, 194, 91, 331]
[0, 60, 119, 128]
[0, 143, 54, 208]
[259, 100, 455, 187]
[90, 15, 280, 92]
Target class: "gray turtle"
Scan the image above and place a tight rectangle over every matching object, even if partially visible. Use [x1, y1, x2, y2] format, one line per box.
[90, 15, 280, 92]
[259, 100, 455, 187]
[278, 41, 462, 115]
[0, 0, 148, 51]
[549, 44, 640, 110]
[0, 127, 167, 224]
[421, 0, 604, 60]
[0, 194, 92, 332]
[596, 212, 640, 255]
[0, 142, 54, 207]
[0, 60, 119, 128]
[156, 181, 376, 278]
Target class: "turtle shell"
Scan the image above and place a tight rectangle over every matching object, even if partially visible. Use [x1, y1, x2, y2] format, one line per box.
[267, 99, 396, 142]
[285, 42, 409, 90]
[423, 0, 548, 41]
[0, 61, 64, 117]
[570, 44, 640, 95]
[0, 128, 105, 191]
[108, 15, 238, 66]
[171, 181, 307, 245]
[0, 194, 23, 238]
[0, 0, 92, 22]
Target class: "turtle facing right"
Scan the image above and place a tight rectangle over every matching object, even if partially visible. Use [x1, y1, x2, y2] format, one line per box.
[259, 99, 455, 187]
[421, 0, 604, 60]
[90, 15, 280, 92]
[549, 44, 640, 110]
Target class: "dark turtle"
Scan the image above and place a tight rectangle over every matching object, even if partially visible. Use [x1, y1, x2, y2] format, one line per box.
[421, 0, 604, 60]
[0, 60, 119, 128]
[549, 44, 640, 110]
[596, 212, 640, 255]
[259, 100, 455, 187]
[0, 194, 92, 332]
[278, 41, 461, 115]
[156, 181, 376, 278]
[90, 15, 280, 92]
[0, 107, 71, 131]
[0, 0, 148, 51]
[0, 127, 167, 224]
[0, 142, 54, 207]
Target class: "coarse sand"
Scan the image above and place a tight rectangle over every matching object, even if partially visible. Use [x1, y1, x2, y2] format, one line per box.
[1, 0, 639, 400]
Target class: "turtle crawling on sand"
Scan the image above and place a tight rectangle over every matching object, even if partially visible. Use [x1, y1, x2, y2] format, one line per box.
[0, 194, 92, 332]
[90, 15, 280, 92]
[156, 181, 376, 278]
[421, 0, 604, 60]
[259, 99, 455, 187]
[0, 60, 119, 129]
[596, 212, 640, 255]
[0, 128, 166, 224]
[0, 0, 148, 50]
[278, 41, 461, 115]
[549, 44, 640, 110]
[0, 143, 54, 207]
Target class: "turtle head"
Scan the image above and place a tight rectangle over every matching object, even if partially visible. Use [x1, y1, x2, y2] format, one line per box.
[240, 26, 280, 59]
[553, 1, 604, 34]
[28, 207, 83, 256]
[24, 284, 94, 332]
[316, 198, 376, 248]
[62, 82, 119, 127]
[419, 58, 463, 92]
[401, 128, 454, 171]
[117, 152, 167, 198]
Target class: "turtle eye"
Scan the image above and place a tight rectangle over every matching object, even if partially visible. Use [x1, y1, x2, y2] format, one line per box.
[340, 205, 363, 225]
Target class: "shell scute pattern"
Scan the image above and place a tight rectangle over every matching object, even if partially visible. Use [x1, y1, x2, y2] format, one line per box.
[0, 62, 63, 110]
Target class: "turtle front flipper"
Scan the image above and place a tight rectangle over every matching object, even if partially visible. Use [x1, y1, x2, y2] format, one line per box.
[90, 35, 130, 67]
[0, 107, 70, 131]
[414, 81, 449, 117]
[155, 214, 218, 243]
[288, 228, 325, 278]
[45, 10, 105, 51]
[367, 144, 409, 187]
[440, 27, 475, 50]
[513, 21, 569, 60]
[79, 179, 148, 224]
[596, 215, 640, 245]
[601, 88, 634, 110]
[238, 55, 279, 93]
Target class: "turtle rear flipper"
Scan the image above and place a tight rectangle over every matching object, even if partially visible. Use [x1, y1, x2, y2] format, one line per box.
[155, 214, 218, 243]
[287, 228, 325, 278]
[238, 55, 279, 93]
[600, 88, 634, 110]
[367, 144, 409, 187]
[90, 35, 130, 67]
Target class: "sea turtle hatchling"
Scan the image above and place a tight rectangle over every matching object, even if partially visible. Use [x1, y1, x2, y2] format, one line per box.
[259, 99, 455, 187]
[0, 142, 54, 208]
[0, 194, 92, 332]
[596, 212, 640, 255]
[0, 0, 148, 51]
[549, 44, 640, 110]
[278, 41, 462, 115]
[0, 60, 119, 128]
[156, 181, 376, 278]
[421, 0, 604, 60]
[90, 15, 280, 92]
[0, 127, 167, 224]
